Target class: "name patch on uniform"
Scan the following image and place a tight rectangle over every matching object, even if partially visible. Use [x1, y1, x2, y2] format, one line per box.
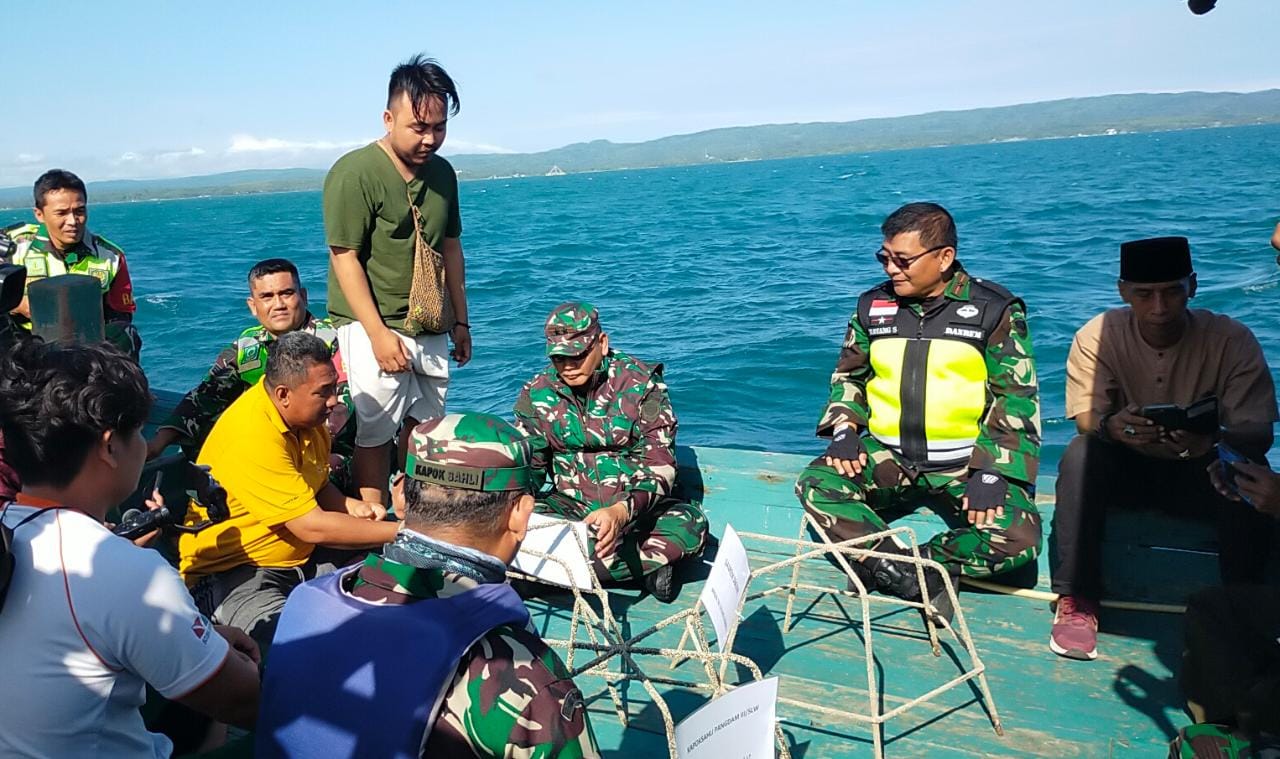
[944, 326, 984, 340]
[868, 326, 898, 336]
[411, 461, 485, 490]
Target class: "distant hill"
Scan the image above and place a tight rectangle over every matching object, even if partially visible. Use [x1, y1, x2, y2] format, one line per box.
[2, 89, 1278, 208]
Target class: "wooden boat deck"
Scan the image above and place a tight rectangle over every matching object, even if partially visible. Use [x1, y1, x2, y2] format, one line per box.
[519, 445, 1220, 758]
[137, 393, 1225, 757]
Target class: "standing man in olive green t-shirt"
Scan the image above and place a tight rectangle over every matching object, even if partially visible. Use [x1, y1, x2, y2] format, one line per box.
[323, 54, 472, 506]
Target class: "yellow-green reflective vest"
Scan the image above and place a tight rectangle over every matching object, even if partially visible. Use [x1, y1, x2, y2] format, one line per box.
[6, 224, 125, 331]
[858, 280, 1017, 468]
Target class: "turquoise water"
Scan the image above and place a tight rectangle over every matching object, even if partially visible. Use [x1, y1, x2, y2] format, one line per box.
[5, 124, 1279, 468]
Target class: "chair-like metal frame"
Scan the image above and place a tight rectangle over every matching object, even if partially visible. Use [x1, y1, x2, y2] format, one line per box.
[510, 519, 791, 759]
[667, 516, 1003, 758]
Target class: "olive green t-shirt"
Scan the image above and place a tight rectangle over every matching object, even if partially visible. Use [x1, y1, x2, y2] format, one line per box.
[322, 142, 462, 331]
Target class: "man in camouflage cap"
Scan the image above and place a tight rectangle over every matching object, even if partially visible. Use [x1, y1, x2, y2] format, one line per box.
[258, 412, 599, 759]
[795, 202, 1042, 622]
[513, 302, 708, 603]
[147, 258, 357, 491]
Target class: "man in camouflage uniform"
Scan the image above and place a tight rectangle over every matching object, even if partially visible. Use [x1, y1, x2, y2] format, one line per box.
[1, 169, 140, 357]
[513, 302, 708, 603]
[147, 258, 356, 488]
[256, 412, 599, 759]
[795, 202, 1041, 621]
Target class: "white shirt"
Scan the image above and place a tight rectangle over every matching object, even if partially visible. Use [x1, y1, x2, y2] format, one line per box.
[0, 505, 229, 758]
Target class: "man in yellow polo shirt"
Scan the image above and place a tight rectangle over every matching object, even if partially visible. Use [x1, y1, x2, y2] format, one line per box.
[180, 332, 399, 649]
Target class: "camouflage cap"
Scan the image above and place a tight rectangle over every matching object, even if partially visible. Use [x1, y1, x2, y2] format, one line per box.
[404, 413, 533, 492]
[544, 301, 601, 357]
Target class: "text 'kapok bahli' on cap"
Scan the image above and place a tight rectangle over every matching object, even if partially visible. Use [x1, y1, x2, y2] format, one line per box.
[544, 301, 601, 357]
[404, 412, 532, 492]
[1120, 236, 1193, 283]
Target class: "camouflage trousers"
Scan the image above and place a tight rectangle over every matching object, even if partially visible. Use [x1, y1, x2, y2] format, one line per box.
[794, 436, 1041, 578]
[536, 492, 709, 584]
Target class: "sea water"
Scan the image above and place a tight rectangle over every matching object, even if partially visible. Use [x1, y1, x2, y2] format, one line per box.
[4, 124, 1278, 471]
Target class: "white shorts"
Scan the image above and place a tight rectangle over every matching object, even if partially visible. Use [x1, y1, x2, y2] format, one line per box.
[337, 322, 450, 447]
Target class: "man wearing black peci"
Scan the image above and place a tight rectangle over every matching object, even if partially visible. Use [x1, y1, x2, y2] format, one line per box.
[1048, 236, 1278, 661]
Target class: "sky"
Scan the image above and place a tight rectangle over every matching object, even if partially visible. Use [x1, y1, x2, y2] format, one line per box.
[2, 0, 1276, 187]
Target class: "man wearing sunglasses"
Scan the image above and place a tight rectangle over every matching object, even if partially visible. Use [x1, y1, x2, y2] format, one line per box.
[512, 302, 708, 603]
[796, 202, 1042, 622]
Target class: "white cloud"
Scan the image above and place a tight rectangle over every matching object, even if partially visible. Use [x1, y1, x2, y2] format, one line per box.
[446, 139, 515, 155]
[15, 153, 43, 165]
[157, 147, 206, 161]
[227, 134, 366, 154]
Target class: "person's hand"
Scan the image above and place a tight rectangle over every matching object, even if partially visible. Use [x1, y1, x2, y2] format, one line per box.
[583, 503, 629, 560]
[370, 326, 411, 373]
[963, 469, 1007, 527]
[1233, 461, 1280, 517]
[1107, 405, 1162, 450]
[1159, 429, 1216, 461]
[1206, 458, 1239, 501]
[130, 483, 167, 547]
[823, 427, 868, 478]
[214, 624, 262, 666]
[347, 500, 388, 521]
[450, 323, 472, 367]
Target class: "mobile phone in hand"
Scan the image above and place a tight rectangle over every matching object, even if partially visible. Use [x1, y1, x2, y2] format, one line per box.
[1140, 403, 1184, 429]
[1217, 443, 1252, 505]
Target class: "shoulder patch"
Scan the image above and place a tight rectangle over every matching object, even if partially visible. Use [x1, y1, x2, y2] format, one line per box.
[640, 390, 664, 423]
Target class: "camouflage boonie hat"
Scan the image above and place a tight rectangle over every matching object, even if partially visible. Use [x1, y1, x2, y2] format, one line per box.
[404, 413, 533, 492]
[544, 301, 601, 357]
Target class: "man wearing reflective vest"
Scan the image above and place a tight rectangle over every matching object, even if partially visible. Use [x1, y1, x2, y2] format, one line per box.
[147, 258, 356, 490]
[796, 202, 1042, 621]
[256, 412, 598, 759]
[1, 169, 140, 357]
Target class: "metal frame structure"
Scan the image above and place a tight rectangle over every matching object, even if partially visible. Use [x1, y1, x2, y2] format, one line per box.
[703, 515, 1004, 758]
[510, 519, 791, 759]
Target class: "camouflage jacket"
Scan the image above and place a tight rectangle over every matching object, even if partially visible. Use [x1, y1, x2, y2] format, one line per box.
[348, 554, 599, 759]
[513, 351, 678, 522]
[817, 268, 1041, 486]
[159, 313, 355, 454]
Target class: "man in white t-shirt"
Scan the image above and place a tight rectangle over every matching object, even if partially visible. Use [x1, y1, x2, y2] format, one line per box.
[0, 339, 260, 757]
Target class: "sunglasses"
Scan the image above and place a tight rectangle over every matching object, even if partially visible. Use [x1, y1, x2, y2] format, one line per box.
[875, 244, 949, 270]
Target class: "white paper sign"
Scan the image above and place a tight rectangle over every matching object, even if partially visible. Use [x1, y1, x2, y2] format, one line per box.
[511, 514, 594, 590]
[676, 676, 778, 759]
[699, 523, 751, 652]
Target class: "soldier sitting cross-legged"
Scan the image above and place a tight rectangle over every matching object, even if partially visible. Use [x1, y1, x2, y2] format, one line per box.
[513, 302, 709, 603]
[795, 202, 1043, 623]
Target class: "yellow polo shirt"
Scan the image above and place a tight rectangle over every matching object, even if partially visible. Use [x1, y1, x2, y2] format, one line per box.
[179, 380, 332, 580]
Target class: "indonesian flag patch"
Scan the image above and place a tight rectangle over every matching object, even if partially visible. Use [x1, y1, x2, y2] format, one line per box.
[868, 299, 899, 318]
